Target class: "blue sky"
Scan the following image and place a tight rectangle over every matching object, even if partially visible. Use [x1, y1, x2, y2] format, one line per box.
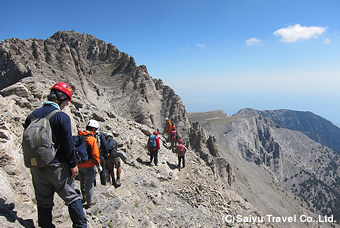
[1, 0, 340, 123]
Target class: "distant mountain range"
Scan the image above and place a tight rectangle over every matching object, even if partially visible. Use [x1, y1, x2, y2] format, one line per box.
[188, 109, 340, 223]
[236, 108, 340, 153]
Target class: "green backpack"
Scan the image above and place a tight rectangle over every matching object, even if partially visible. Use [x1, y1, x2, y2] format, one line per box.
[22, 110, 60, 168]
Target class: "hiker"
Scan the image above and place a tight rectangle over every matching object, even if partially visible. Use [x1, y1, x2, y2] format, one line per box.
[23, 82, 87, 227]
[95, 131, 109, 186]
[165, 118, 173, 142]
[101, 133, 122, 187]
[77, 119, 102, 209]
[147, 131, 160, 166]
[174, 139, 188, 171]
[170, 125, 179, 151]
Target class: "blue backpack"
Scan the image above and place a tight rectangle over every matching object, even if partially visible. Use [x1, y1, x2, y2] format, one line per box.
[73, 135, 90, 163]
[148, 135, 157, 150]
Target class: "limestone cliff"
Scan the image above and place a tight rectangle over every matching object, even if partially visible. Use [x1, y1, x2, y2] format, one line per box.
[189, 110, 340, 224]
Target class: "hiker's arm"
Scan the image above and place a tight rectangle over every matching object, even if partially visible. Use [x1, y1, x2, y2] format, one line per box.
[184, 146, 188, 153]
[70, 166, 79, 178]
[60, 114, 78, 168]
[156, 137, 160, 150]
[91, 139, 101, 166]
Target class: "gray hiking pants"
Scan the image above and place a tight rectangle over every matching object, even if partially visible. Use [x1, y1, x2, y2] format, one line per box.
[78, 166, 96, 205]
[31, 162, 81, 208]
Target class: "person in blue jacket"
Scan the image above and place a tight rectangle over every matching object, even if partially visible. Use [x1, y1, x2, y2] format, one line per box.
[101, 133, 122, 187]
[24, 82, 87, 228]
[147, 131, 161, 166]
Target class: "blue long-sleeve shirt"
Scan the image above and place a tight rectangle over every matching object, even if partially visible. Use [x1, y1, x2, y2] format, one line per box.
[24, 103, 78, 168]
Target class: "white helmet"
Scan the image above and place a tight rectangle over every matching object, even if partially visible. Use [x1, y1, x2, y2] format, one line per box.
[87, 119, 100, 129]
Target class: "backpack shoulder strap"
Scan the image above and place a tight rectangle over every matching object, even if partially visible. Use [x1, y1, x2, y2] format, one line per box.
[28, 113, 37, 121]
[44, 110, 61, 120]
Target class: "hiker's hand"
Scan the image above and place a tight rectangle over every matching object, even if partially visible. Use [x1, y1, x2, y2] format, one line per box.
[98, 165, 103, 172]
[70, 166, 79, 178]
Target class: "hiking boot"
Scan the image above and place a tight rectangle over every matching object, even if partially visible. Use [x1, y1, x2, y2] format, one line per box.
[86, 196, 97, 209]
[116, 178, 121, 187]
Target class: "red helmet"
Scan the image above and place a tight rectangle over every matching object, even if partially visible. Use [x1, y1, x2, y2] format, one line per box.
[172, 126, 176, 130]
[178, 139, 182, 144]
[50, 82, 73, 101]
[153, 131, 158, 135]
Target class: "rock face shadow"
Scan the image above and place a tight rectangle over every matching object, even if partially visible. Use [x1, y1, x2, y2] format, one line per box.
[136, 157, 152, 166]
[166, 161, 178, 170]
[0, 198, 35, 227]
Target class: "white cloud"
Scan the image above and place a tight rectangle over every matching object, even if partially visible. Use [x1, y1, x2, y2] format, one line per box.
[323, 38, 330, 44]
[197, 43, 206, 49]
[246, 37, 261, 46]
[273, 24, 326, 42]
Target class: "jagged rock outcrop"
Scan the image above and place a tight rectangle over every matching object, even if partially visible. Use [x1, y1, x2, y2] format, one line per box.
[229, 113, 284, 179]
[189, 122, 236, 187]
[0, 31, 190, 142]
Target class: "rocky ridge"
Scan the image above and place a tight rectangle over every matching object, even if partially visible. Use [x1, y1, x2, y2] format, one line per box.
[0, 31, 256, 227]
[0, 76, 270, 228]
[0, 31, 236, 188]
